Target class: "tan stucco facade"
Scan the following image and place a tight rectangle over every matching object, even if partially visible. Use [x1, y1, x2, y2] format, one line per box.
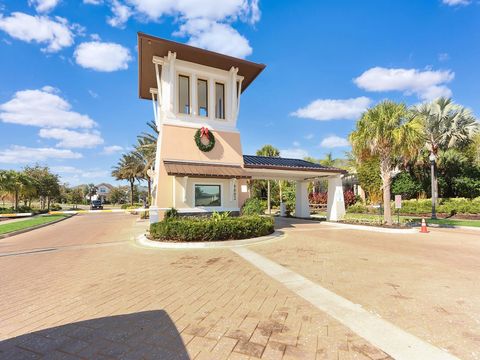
[154, 124, 248, 215]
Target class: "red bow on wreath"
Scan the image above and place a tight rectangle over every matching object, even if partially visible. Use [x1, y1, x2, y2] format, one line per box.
[200, 127, 210, 139]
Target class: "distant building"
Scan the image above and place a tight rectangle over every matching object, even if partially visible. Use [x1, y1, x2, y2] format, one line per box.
[96, 183, 114, 203]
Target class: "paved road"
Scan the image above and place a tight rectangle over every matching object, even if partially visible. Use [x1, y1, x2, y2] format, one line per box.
[0, 213, 139, 255]
[0, 214, 478, 359]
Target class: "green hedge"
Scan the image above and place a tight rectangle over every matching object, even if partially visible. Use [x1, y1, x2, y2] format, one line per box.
[150, 215, 274, 242]
[347, 197, 480, 215]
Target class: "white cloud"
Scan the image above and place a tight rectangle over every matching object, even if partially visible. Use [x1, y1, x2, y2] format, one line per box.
[0, 145, 82, 164]
[292, 141, 300, 147]
[442, 0, 470, 6]
[438, 53, 450, 62]
[126, 0, 258, 22]
[107, 0, 132, 28]
[88, 89, 99, 98]
[51, 165, 108, 178]
[319, 135, 350, 148]
[280, 148, 309, 159]
[0, 12, 74, 52]
[74, 41, 132, 72]
[51, 165, 109, 184]
[176, 19, 252, 58]
[106, 0, 259, 58]
[39, 128, 104, 148]
[84, 0, 102, 4]
[0, 86, 96, 128]
[0, 87, 96, 129]
[304, 133, 314, 140]
[29, 0, 60, 13]
[291, 97, 372, 121]
[354, 67, 454, 101]
[102, 145, 124, 154]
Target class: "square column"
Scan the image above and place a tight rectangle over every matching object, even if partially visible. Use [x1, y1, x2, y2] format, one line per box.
[327, 175, 345, 221]
[295, 180, 310, 218]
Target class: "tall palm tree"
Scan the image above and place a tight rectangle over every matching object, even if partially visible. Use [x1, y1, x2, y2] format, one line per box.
[135, 120, 159, 205]
[350, 101, 423, 225]
[413, 98, 479, 216]
[112, 153, 144, 205]
[256, 145, 280, 213]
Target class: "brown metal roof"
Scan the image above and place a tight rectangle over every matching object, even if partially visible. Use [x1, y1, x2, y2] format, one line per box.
[164, 161, 251, 179]
[138, 32, 266, 100]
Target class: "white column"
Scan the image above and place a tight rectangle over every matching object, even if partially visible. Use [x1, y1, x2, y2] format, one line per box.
[327, 175, 345, 221]
[295, 180, 310, 218]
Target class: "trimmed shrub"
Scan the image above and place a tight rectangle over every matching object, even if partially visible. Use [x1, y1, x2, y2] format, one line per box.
[309, 190, 356, 207]
[150, 215, 274, 242]
[241, 198, 266, 215]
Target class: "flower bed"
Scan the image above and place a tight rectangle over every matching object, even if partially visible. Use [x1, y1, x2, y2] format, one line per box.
[149, 215, 274, 242]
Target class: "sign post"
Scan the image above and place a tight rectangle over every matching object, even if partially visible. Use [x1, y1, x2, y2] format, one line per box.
[394, 195, 402, 225]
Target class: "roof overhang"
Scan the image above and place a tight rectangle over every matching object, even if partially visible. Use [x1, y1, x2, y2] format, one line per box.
[243, 167, 345, 181]
[138, 32, 266, 100]
[164, 160, 251, 179]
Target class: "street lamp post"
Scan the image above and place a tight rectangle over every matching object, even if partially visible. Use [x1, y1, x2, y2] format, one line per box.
[429, 152, 437, 219]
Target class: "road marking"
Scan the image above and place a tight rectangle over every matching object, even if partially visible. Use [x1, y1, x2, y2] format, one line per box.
[232, 247, 459, 360]
[0, 213, 32, 218]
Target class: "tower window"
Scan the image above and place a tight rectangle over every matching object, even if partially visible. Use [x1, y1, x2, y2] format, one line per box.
[215, 82, 225, 119]
[197, 79, 208, 117]
[178, 75, 190, 114]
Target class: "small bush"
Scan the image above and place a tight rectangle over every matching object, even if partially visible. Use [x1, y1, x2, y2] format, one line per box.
[121, 203, 143, 209]
[165, 207, 178, 219]
[347, 203, 368, 214]
[241, 198, 266, 216]
[392, 172, 422, 200]
[150, 215, 274, 242]
[50, 204, 62, 211]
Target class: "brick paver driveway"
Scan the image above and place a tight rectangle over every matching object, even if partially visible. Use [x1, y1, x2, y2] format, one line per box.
[0, 213, 478, 359]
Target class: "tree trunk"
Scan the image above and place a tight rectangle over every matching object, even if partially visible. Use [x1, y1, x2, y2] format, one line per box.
[380, 158, 393, 225]
[47, 197, 51, 211]
[147, 179, 151, 206]
[14, 189, 19, 211]
[130, 180, 135, 205]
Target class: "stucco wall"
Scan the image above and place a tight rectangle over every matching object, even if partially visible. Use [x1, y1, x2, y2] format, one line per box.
[154, 124, 248, 212]
[160, 124, 244, 165]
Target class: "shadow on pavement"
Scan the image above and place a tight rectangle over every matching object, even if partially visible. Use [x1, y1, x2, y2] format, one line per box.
[274, 216, 323, 230]
[0, 310, 190, 359]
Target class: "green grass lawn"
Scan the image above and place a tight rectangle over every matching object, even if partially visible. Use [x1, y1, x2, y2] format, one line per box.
[313, 212, 480, 228]
[0, 215, 69, 235]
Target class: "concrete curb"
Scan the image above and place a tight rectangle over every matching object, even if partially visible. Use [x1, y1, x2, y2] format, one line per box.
[136, 231, 285, 249]
[411, 223, 480, 232]
[324, 221, 418, 234]
[0, 214, 75, 239]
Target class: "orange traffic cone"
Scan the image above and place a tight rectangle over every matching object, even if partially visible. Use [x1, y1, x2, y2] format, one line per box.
[420, 218, 429, 233]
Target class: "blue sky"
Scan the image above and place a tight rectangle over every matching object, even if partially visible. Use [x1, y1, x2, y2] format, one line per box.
[0, 0, 478, 186]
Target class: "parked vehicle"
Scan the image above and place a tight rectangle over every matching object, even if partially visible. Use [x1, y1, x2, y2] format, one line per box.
[90, 200, 103, 210]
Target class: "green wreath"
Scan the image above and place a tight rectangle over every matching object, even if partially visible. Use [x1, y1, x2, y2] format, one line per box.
[194, 127, 215, 152]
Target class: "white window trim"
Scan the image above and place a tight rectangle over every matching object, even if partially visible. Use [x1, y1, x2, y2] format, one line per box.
[193, 182, 223, 210]
[177, 73, 191, 115]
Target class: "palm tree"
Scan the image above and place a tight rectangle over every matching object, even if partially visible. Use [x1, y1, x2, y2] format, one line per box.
[112, 153, 144, 205]
[135, 120, 159, 205]
[413, 97, 479, 217]
[0, 170, 34, 211]
[84, 184, 97, 204]
[350, 101, 423, 225]
[256, 145, 280, 214]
